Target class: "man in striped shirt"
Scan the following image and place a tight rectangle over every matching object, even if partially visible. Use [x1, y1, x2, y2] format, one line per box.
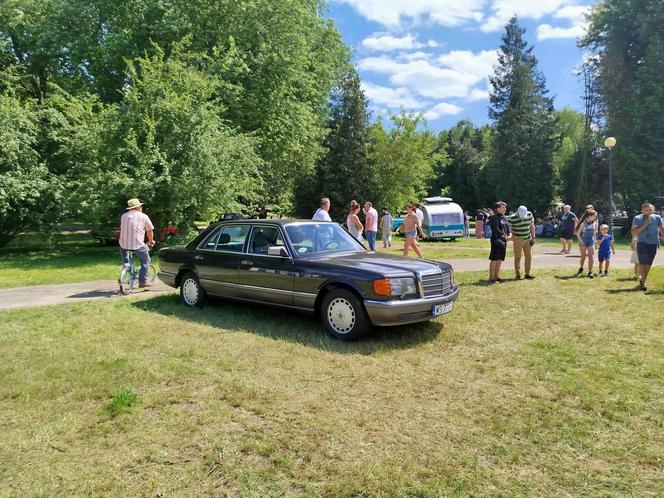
[508, 205, 536, 280]
[119, 198, 155, 288]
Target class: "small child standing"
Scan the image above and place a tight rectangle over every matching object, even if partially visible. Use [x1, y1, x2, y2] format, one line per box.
[629, 235, 640, 279]
[596, 224, 616, 276]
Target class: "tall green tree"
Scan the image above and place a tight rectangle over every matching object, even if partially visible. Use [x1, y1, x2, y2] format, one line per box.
[294, 69, 371, 221]
[486, 16, 558, 214]
[368, 111, 441, 214]
[75, 50, 262, 235]
[0, 0, 349, 235]
[429, 120, 489, 212]
[582, 0, 664, 209]
[0, 89, 61, 246]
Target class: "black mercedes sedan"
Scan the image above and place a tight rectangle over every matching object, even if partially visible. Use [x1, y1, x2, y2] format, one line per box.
[157, 220, 459, 340]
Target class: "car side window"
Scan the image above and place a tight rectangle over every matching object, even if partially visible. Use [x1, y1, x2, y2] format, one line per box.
[216, 225, 249, 252]
[248, 226, 284, 255]
[200, 228, 222, 250]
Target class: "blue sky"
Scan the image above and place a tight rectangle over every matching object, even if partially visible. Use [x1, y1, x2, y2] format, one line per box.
[326, 0, 597, 130]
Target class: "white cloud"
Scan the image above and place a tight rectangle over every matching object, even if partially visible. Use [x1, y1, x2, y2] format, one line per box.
[466, 87, 490, 102]
[362, 33, 432, 52]
[361, 82, 429, 109]
[334, 0, 486, 29]
[397, 51, 433, 62]
[438, 50, 498, 79]
[555, 5, 590, 22]
[537, 5, 590, 41]
[362, 34, 419, 51]
[424, 102, 463, 120]
[537, 24, 585, 40]
[480, 0, 573, 33]
[358, 49, 496, 101]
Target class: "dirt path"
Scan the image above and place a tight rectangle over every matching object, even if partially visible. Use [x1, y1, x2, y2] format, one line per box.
[0, 247, 657, 311]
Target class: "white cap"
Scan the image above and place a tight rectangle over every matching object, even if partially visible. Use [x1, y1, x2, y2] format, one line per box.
[518, 206, 528, 219]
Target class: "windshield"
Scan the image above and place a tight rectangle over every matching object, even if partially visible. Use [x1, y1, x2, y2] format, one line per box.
[285, 223, 365, 255]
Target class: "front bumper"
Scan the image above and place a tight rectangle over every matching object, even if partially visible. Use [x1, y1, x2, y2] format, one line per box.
[364, 286, 460, 327]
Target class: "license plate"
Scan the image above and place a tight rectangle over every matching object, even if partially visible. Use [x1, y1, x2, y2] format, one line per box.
[432, 302, 453, 317]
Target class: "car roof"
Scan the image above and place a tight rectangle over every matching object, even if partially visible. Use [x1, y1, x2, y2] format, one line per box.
[218, 219, 337, 227]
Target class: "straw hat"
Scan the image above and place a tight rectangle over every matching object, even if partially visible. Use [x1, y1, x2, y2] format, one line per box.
[126, 198, 144, 210]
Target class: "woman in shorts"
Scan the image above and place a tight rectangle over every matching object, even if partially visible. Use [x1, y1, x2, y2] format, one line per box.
[575, 209, 598, 278]
[398, 204, 427, 257]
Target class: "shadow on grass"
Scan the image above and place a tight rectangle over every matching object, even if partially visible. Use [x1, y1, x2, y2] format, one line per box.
[463, 277, 522, 287]
[462, 279, 493, 287]
[133, 295, 444, 353]
[554, 275, 583, 280]
[605, 287, 643, 294]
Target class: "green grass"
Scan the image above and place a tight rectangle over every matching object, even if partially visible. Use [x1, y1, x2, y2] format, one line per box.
[0, 233, 157, 289]
[1, 268, 662, 496]
[104, 388, 141, 417]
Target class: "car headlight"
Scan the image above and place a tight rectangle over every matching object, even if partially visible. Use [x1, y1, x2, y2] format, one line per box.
[373, 277, 417, 297]
[390, 277, 417, 296]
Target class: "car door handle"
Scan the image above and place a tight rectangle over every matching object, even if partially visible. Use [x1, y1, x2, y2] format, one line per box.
[194, 255, 204, 261]
[241, 260, 253, 266]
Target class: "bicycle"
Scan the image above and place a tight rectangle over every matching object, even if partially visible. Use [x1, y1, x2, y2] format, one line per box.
[118, 249, 156, 295]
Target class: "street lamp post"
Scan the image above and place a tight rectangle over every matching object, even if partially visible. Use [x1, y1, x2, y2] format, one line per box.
[604, 137, 616, 234]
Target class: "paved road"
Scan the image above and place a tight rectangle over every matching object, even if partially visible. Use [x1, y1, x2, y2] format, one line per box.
[0, 279, 175, 312]
[0, 247, 658, 312]
[446, 246, 656, 272]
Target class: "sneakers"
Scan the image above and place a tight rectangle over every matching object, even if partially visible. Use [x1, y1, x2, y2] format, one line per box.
[639, 280, 647, 291]
[138, 282, 151, 289]
[602, 271, 609, 277]
[514, 273, 521, 280]
[524, 274, 535, 280]
[576, 268, 584, 276]
[587, 272, 594, 279]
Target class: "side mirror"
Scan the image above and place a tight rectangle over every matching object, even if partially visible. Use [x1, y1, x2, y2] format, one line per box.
[267, 246, 289, 258]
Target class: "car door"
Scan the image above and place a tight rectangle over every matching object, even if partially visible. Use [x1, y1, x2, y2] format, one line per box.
[195, 224, 250, 297]
[237, 225, 294, 305]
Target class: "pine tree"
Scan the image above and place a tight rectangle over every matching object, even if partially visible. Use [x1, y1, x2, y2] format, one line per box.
[487, 16, 558, 214]
[294, 70, 372, 221]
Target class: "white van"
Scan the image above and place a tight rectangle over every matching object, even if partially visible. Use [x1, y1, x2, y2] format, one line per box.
[421, 197, 465, 240]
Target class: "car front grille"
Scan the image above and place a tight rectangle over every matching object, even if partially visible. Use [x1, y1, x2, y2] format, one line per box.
[420, 271, 453, 297]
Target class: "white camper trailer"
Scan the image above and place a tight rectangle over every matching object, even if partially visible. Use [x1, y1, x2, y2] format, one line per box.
[421, 197, 464, 240]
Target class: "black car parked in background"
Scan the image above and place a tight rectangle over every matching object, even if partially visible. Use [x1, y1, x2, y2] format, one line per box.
[158, 220, 459, 339]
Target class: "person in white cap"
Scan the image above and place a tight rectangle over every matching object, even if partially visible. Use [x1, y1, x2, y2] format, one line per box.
[508, 205, 536, 279]
[119, 198, 155, 288]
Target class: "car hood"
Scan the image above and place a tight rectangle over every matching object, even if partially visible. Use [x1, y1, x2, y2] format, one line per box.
[300, 251, 449, 277]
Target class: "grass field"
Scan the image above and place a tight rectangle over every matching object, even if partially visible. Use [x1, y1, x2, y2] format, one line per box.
[1, 268, 662, 496]
[0, 233, 153, 289]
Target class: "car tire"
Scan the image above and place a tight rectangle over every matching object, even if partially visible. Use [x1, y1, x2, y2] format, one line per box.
[321, 289, 371, 340]
[180, 272, 206, 308]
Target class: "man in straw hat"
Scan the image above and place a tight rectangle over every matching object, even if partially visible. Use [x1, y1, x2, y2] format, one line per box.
[119, 198, 155, 288]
